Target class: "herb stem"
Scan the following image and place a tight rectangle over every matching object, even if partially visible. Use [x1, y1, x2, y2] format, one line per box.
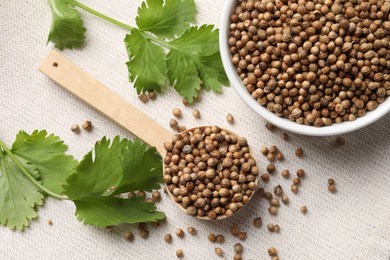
[73, 1, 172, 49]
[0, 138, 68, 200]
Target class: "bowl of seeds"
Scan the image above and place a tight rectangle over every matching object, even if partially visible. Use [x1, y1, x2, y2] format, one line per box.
[220, 0, 390, 136]
[163, 126, 259, 220]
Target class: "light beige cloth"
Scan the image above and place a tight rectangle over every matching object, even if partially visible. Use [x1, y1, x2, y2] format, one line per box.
[1, 0, 389, 259]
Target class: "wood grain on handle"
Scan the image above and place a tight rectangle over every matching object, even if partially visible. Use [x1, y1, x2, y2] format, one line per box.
[39, 51, 172, 155]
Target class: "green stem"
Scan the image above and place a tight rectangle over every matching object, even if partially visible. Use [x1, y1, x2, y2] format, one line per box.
[73, 0, 172, 49]
[0, 139, 68, 200]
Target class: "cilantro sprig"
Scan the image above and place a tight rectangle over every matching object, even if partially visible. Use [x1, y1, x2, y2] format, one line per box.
[46, 0, 228, 102]
[0, 132, 165, 230]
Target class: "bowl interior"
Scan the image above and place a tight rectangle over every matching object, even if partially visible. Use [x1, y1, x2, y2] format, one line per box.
[219, 0, 390, 136]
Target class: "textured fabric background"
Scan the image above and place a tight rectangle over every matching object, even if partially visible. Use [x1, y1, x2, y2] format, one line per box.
[1, 1, 390, 259]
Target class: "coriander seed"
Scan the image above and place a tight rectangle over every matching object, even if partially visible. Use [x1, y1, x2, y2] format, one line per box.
[267, 223, 274, 232]
[293, 178, 301, 185]
[281, 132, 289, 141]
[336, 137, 346, 146]
[297, 169, 305, 178]
[281, 170, 290, 178]
[267, 164, 276, 173]
[152, 190, 161, 202]
[147, 91, 156, 100]
[328, 178, 335, 185]
[70, 124, 80, 133]
[276, 152, 284, 161]
[273, 224, 280, 233]
[268, 206, 278, 215]
[260, 146, 269, 155]
[227, 113, 235, 124]
[300, 205, 308, 214]
[175, 228, 184, 238]
[216, 234, 225, 243]
[124, 231, 134, 241]
[273, 185, 283, 196]
[230, 225, 240, 236]
[253, 217, 262, 228]
[176, 249, 184, 258]
[187, 227, 196, 235]
[238, 231, 247, 241]
[208, 233, 216, 242]
[139, 229, 149, 239]
[81, 120, 92, 131]
[261, 173, 270, 182]
[182, 98, 190, 106]
[172, 108, 182, 118]
[268, 247, 278, 256]
[138, 94, 148, 103]
[295, 147, 303, 157]
[192, 109, 201, 119]
[282, 195, 289, 204]
[215, 247, 224, 257]
[270, 198, 280, 207]
[234, 253, 243, 260]
[234, 243, 243, 253]
[164, 234, 172, 243]
[169, 119, 179, 130]
[47, 219, 53, 225]
[328, 184, 337, 193]
[291, 184, 299, 193]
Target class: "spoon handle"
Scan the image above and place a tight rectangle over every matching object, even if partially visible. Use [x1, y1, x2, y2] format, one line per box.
[39, 51, 171, 155]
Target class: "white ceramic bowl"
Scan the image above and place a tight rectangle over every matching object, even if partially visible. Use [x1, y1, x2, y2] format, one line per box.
[220, 0, 390, 136]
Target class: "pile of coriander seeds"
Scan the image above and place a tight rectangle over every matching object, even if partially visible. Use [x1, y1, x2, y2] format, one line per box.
[163, 126, 259, 219]
[229, 0, 390, 126]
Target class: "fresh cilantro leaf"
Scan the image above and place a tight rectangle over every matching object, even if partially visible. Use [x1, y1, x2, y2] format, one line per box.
[0, 152, 44, 231]
[74, 197, 165, 226]
[12, 130, 78, 194]
[47, 0, 86, 50]
[136, 0, 195, 39]
[64, 137, 165, 226]
[125, 29, 168, 93]
[166, 25, 229, 101]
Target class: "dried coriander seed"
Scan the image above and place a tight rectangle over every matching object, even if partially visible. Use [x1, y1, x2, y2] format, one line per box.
[281, 132, 289, 141]
[124, 231, 134, 241]
[47, 219, 53, 225]
[230, 225, 240, 236]
[70, 124, 80, 133]
[147, 91, 156, 100]
[138, 94, 148, 103]
[234, 253, 243, 260]
[187, 227, 197, 235]
[295, 147, 304, 157]
[336, 137, 346, 146]
[261, 173, 270, 182]
[164, 234, 172, 243]
[270, 198, 280, 207]
[297, 169, 305, 178]
[267, 223, 274, 232]
[293, 178, 301, 185]
[268, 247, 278, 256]
[238, 231, 247, 241]
[234, 243, 243, 253]
[192, 109, 201, 119]
[172, 108, 182, 118]
[268, 206, 278, 215]
[169, 119, 179, 130]
[291, 184, 299, 193]
[152, 190, 161, 202]
[216, 234, 225, 243]
[281, 170, 290, 178]
[269, 145, 278, 154]
[139, 229, 149, 239]
[273, 224, 280, 233]
[282, 195, 289, 205]
[274, 185, 283, 196]
[265, 122, 276, 131]
[176, 249, 184, 258]
[267, 164, 276, 173]
[267, 153, 275, 162]
[215, 247, 224, 257]
[276, 152, 284, 161]
[175, 228, 184, 238]
[253, 217, 262, 228]
[182, 98, 190, 106]
[300, 205, 308, 214]
[328, 178, 335, 185]
[260, 146, 269, 155]
[328, 184, 337, 193]
[227, 113, 235, 124]
[208, 233, 216, 242]
[81, 120, 92, 131]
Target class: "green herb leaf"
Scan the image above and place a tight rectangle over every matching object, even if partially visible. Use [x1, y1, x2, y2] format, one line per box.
[125, 29, 168, 93]
[64, 137, 165, 226]
[166, 25, 229, 102]
[12, 130, 78, 194]
[0, 152, 44, 231]
[136, 0, 196, 39]
[47, 0, 86, 50]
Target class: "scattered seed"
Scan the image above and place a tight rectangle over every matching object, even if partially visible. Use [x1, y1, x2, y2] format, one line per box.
[230, 225, 240, 236]
[257, 188, 265, 197]
[295, 147, 304, 157]
[169, 119, 179, 130]
[276, 152, 284, 161]
[282, 195, 289, 204]
[336, 137, 346, 146]
[137, 190, 146, 199]
[293, 178, 301, 185]
[273, 224, 280, 233]
[216, 234, 225, 243]
[178, 125, 186, 132]
[81, 120, 92, 131]
[264, 192, 273, 200]
[47, 219, 53, 225]
[138, 94, 148, 103]
[328, 178, 335, 185]
[233, 243, 243, 254]
[238, 231, 247, 241]
[227, 113, 235, 124]
[274, 185, 283, 196]
[182, 98, 190, 106]
[152, 191, 161, 202]
[128, 192, 136, 198]
[234, 253, 243, 260]
[281, 169, 290, 178]
[124, 231, 134, 241]
[172, 108, 182, 118]
[291, 184, 299, 193]
[175, 228, 185, 238]
[268, 247, 278, 256]
[300, 205, 308, 214]
[215, 247, 224, 256]
[267, 223, 274, 232]
[270, 198, 280, 207]
[208, 233, 216, 242]
[176, 249, 184, 258]
[328, 184, 337, 193]
[269, 145, 278, 154]
[267, 153, 275, 162]
[281, 132, 289, 141]
[147, 91, 156, 100]
[260, 146, 269, 155]
[267, 164, 276, 173]
[261, 173, 270, 182]
[187, 227, 197, 235]
[268, 206, 278, 215]
[297, 169, 305, 178]
[164, 234, 172, 243]
[253, 217, 262, 228]
[139, 229, 149, 239]
[192, 109, 201, 119]
[265, 122, 276, 131]
[70, 124, 80, 133]
[272, 257, 280, 260]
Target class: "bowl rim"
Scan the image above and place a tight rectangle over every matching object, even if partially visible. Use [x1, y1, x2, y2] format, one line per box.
[219, 0, 390, 136]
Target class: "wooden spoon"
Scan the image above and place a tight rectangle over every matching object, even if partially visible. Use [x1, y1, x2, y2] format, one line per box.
[39, 51, 259, 220]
